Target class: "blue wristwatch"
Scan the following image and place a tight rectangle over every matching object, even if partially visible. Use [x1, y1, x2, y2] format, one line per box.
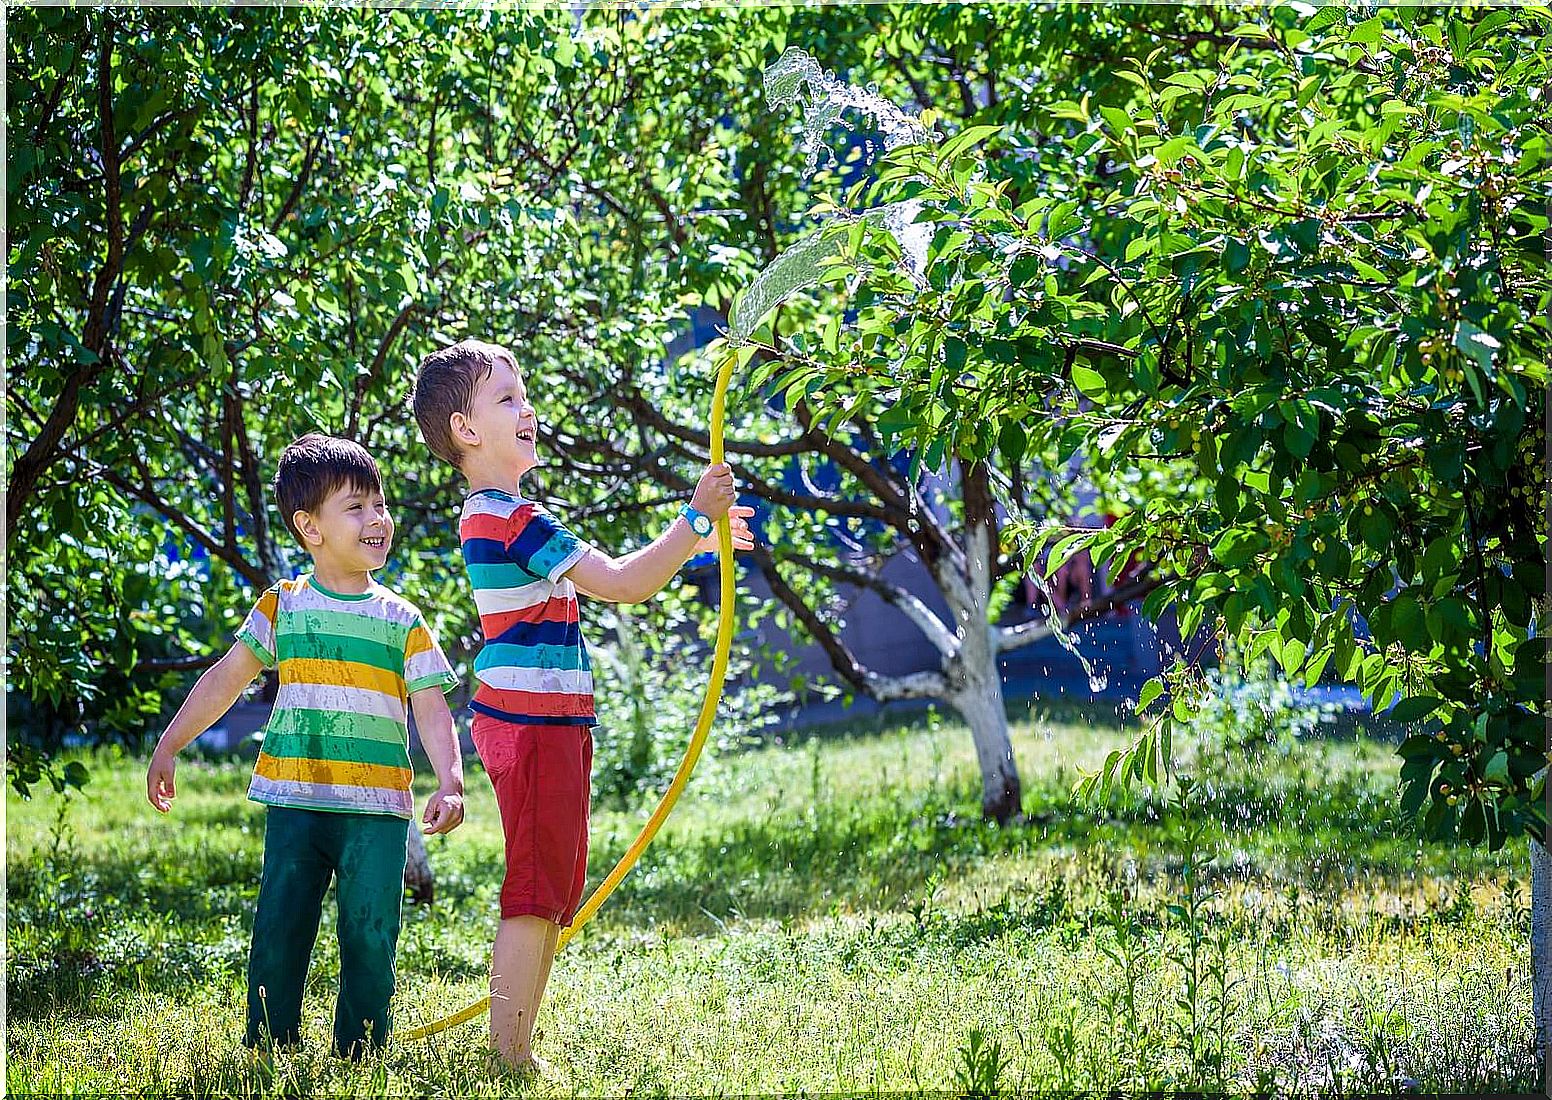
[680, 503, 713, 537]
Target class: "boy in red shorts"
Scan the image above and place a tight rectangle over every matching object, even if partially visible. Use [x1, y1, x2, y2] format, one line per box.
[412, 339, 754, 1072]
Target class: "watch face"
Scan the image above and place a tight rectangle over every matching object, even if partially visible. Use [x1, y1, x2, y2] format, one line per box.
[693, 515, 712, 536]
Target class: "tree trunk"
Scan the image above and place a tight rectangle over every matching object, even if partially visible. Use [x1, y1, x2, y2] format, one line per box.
[404, 825, 434, 904]
[1533, 838, 1550, 1061]
[944, 459, 1021, 823]
[948, 669, 1020, 823]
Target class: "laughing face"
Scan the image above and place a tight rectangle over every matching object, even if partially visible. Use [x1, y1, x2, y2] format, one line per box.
[465, 355, 540, 479]
[298, 481, 395, 572]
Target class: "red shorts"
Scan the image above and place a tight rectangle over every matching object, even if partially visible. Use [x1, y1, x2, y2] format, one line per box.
[470, 713, 593, 924]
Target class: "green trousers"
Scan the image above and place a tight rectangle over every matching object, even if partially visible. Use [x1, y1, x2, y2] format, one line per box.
[244, 806, 408, 1058]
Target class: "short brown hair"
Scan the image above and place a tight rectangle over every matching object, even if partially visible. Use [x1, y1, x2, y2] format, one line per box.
[412, 339, 515, 469]
[273, 433, 383, 544]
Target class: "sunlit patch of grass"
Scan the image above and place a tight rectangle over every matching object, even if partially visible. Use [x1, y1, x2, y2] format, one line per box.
[6, 706, 1536, 1095]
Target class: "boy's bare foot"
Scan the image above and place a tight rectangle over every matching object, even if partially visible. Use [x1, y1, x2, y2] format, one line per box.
[513, 1053, 550, 1079]
[480, 1049, 548, 1079]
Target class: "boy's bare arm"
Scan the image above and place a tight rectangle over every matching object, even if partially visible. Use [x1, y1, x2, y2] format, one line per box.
[565, 524, 702, 604]
[566, 464, 752, 604]
[146, 643, 265, 812]
[409, 687, 465, 835]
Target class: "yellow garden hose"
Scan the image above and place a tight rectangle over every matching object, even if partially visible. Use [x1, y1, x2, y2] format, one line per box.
[401, 345, 746, 1042]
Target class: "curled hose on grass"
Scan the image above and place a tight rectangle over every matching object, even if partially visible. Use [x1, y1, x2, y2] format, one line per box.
[400, 344, 747, 1043]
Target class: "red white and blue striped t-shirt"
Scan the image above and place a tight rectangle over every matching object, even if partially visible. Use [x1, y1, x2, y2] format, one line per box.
[459, 488, 596, 726]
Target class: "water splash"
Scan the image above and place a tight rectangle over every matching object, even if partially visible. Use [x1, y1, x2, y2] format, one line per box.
[763, 48, 933, 174]
[731, 225, 845, 342]
[1000, 513, 1114, 699]
[729, 49, 937, 342]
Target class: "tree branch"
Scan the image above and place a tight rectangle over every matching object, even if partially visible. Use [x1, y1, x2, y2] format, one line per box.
[615, 381, 817, 457]
[121, 104, 203, 164]
[789, 396, 965, 577]
[7, 16, 122, 534]
[773, 549, 960, 659]
[232, 399, 276, 576]
[239, 78, 260, 216]
[594, 391, 901, 524]
[31, 29, 85, 146]
[886, 51, 933, 114]
[89, 451, 270, 589]
[758, 549, 952, 703]
[270, 127, 325, 231]
[67, 369, 202, 455]
[135, 653, 221, 673]
[349, 302, 420, 440]
[996, 569, 1164, 653]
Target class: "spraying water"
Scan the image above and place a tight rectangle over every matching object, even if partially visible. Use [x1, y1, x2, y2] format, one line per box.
[735, 47, 1111, 698]
[763, 48, 933, 173]
[730, 49, 936, 341]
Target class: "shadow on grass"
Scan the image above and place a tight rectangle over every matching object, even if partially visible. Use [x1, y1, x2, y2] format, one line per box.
[755, 696, 1132, 752]
[9, 734, 1504, 1025]
[588, 759, 1458, 933]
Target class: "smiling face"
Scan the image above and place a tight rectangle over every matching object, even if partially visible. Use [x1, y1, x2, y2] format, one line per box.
[293, 482, 395, 573]
[460, 356, 540, 479]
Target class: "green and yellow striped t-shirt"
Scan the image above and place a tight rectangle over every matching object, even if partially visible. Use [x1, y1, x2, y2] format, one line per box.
[236, 575, 458, 819]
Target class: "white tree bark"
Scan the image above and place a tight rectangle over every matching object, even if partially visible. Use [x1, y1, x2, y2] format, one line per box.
[1532, 838, 1550, 1060]
[747, 454, 1067, 824]
[404, 824, 434, 904]
[947, 643, 1020, 822]
[936, 471, 1021, 823]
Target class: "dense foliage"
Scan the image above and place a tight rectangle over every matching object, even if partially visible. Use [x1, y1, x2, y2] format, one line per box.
[761, 7, 1549, 846]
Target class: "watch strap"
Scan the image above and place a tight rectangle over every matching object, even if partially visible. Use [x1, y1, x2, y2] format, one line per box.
[679, 503, 713, 536]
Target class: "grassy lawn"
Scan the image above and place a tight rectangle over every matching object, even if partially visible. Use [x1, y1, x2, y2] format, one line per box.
[5, 706, 1538, 1096]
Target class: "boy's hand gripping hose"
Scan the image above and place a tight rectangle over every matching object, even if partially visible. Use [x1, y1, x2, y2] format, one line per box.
[401, 346, 745, 1042]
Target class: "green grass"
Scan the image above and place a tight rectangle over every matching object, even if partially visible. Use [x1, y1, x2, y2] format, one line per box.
[6, 708, 1538, 1096]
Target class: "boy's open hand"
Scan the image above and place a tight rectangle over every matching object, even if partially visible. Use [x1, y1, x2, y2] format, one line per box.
[146, 748, 177, 813]
[691, 463, 738, 519]
[422, 785, 465, 835]
[693, 505, 757, 555]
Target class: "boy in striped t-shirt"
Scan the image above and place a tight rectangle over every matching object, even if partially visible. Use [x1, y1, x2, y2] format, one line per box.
[413, 339, 753, 1073]
[146, 434, 464, 1058]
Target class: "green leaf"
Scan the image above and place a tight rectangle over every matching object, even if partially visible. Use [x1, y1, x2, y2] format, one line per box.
[1275, 636, 1306, 676]
[945, 336, 967, 375]
[1211, 528, 1265, 569]
[1071, 363, 1107, 400]
[1224, 238, 1250, 274]
[997, 421, 1026, 465]
[1361, 508, 1393, 553]
[1390, 696, 1444, 724]
[1046, 531, 1095, 574]
[1279, 400, 1319, 459]
[938, 123, 1002, 162]
[1137, 677, 1163, 713]
[1099, 105, 1134, 140]
[1397, 734, 1440, 759]
[1305, 6, 1347, 33]
[1453, 320, 1501, 373]
[1390, 595, 1427, 649]
[1009, 254, 1043, 287]
[1348, 16, 1384, 48]
[1428, 440, 1465, 482]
